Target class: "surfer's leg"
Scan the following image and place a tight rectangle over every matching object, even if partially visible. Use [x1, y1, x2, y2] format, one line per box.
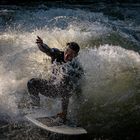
[27, 78, 58, 105]
[54, 84, 73, 122]
[27, 78, 41, 106]
[61, 97, 69, 122]
[27, 78, 50, 106]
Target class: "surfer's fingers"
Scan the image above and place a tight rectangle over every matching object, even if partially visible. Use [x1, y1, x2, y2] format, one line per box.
[37, 36, 41, 39]
[36, 40, 40, 43]
[36, 38, 43, 42]
[36, 38, 41, 41]
[36, 41, 40, 44]
[36, 36, 43, 45]
[37, 36, 42, 41]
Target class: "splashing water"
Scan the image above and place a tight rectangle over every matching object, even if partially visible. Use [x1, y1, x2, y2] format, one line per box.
[0, 4, 140, 139]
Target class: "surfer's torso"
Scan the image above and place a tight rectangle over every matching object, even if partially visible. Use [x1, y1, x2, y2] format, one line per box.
[42, 45, 83, 89]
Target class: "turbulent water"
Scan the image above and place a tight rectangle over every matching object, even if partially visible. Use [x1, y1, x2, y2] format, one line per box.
[0, 3, 140, 140]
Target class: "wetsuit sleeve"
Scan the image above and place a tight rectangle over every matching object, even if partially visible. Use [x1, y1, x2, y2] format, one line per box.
[38, 43, 60, 58]
[38, 43, 52, 56]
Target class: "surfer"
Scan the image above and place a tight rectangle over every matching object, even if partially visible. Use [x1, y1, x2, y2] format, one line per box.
[27, 36, 83, 123]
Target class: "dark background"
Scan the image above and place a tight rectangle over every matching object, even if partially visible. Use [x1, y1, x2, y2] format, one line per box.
[0, 0, 140, 5]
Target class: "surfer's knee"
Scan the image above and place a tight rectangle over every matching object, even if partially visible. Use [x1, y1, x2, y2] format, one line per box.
[27, 78, 36, 89]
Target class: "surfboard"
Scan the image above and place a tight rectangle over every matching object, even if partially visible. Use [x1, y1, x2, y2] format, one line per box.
[25, 110, 87, 135]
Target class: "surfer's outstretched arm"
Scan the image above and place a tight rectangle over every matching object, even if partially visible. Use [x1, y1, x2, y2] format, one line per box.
[36, 36, 52, 56]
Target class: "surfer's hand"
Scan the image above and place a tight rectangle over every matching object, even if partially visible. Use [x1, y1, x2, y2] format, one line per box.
[36, 36, 43, 46]
[57, 112, 66, 122]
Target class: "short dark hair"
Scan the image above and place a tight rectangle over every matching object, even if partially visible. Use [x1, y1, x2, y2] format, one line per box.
[66, 42, 80, 54]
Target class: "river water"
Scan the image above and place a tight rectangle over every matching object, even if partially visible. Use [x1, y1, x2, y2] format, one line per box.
[0, 3, 140, 140]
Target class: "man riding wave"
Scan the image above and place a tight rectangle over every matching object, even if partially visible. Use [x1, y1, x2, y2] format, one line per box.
[27, 36, 83, 122]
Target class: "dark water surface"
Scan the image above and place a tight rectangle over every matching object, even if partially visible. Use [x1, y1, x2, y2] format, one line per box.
[0, 2, 140, 140]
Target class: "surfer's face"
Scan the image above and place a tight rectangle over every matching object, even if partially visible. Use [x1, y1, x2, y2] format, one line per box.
[64, 48, 77, 62]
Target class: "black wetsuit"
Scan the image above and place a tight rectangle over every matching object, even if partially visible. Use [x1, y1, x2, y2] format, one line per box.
[27, 43, 83, 112]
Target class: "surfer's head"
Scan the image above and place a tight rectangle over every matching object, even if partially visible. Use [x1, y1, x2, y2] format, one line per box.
[64, 42, 80, 62]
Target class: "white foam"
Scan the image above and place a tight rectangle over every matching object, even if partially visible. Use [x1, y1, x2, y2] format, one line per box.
[78, 44, 140, 101]
[0, 7, 140, 119]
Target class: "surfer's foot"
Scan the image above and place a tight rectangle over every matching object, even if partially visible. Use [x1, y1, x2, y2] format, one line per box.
[51, 116, 64, 126]
[56, 112, 67, 124]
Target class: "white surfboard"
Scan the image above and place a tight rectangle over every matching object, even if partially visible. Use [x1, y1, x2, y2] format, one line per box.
[25, 110, 87, 135]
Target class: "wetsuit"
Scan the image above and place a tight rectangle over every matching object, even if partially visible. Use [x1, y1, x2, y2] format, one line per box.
[27, 43, 83, 116]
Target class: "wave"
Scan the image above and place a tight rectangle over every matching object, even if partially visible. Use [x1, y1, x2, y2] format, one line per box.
[0, 6, 140, 139]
